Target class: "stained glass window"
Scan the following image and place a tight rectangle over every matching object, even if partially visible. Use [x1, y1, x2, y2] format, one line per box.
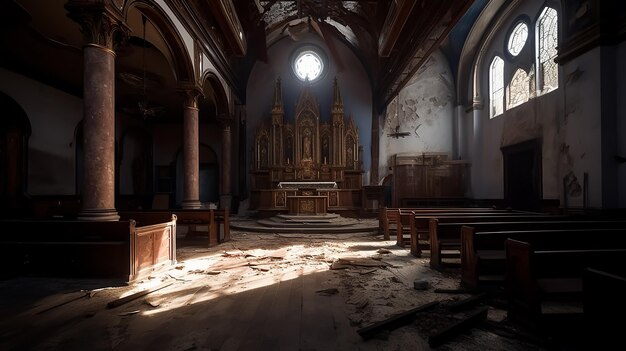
[490, 56, 504, 118]
[293, 50, 323, 82]
[507, 22, 528, 56]
[507, 69, 530, 109]
[537, 7, 558, 93]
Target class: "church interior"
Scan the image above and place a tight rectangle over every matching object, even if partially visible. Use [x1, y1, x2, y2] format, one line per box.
[1, 0, 626, 350]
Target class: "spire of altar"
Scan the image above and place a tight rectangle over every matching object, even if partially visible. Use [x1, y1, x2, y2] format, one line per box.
[272, 76, 283, 113]
[332, 76, 343, 114]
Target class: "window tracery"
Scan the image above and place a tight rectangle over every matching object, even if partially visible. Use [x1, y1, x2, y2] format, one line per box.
[490, 56, 504, 118]
[537, 7, 558, 93]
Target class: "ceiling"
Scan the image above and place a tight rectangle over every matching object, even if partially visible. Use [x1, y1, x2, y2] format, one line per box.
[229, 0, 476, 109]
[0, 0, 476, 122]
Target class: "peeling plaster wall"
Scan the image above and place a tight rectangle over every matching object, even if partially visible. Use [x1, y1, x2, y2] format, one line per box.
[378, 50, 454, 180]
[465, 0, 612, 207]
[465, 48, 624, 208]
[563, 49, 605, 208]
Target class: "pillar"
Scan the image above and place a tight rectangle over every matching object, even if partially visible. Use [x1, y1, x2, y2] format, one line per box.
[219, 113, 233, 211]
[67, 1, 127, 221]
[181, 90, 202, 209]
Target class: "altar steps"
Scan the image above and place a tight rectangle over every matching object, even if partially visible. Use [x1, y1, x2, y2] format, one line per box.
[231, 213, 378, 234]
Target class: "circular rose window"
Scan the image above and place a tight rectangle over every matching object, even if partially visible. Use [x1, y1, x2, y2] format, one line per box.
[293, 50, 324, 82]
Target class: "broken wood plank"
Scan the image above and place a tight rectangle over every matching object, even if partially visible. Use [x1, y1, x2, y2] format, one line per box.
[428, 306, 488, 347]
[35, 291, 89, 315]
[315, 288, 339, 296]
[434, 288, 473, 294]
[357, 301, 439, 339]
[336, 257, 389, 267]
[106, 282, 174, 309]
[447, 292, 490, 312]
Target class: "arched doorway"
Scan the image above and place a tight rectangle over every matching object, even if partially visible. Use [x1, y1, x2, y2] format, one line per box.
[175, 144, 219, 207]
[0, 92, 31, 209]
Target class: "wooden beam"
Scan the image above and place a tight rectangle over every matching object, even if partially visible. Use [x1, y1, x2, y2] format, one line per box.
[357, 301, 439, 339]
[428, 306, 488, 347]
[106, 282, 174, 309]
[378, 0, 416, 57]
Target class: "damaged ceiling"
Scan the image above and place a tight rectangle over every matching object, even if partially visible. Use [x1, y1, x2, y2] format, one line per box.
[225, 0, 476, 109]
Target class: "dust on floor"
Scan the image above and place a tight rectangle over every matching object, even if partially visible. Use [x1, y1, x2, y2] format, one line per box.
[0, 229, 544, 351]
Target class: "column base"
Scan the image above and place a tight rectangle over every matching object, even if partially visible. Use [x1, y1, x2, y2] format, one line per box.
[78, 208, 120, 221]
[182, 200, 202, 209]
[220, 194, 232, 212]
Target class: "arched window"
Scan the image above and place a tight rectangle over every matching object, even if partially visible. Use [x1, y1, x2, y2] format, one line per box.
[537, 7, 558, 94]
[507, 68, 530, 109]
[490, 56, 504, 118]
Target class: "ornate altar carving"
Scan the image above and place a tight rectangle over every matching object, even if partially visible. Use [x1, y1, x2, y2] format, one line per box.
[250, 77, 364, 213]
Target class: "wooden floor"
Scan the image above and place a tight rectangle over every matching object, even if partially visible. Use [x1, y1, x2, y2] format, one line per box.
[0, 228, 540, 351]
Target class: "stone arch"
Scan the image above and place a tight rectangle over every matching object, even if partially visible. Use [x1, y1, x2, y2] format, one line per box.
[201, 71, 230, 116]
[118, 126, 153, 196]
[0, 92, 31, 207]
[123, 0, 195, 84]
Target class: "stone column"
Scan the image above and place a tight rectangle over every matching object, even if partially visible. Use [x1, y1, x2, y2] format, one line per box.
[67, 2, 127, 221]
[218, 113, 233, 211]
[181, 90, 202, 209]
[370, 104, 380, 184]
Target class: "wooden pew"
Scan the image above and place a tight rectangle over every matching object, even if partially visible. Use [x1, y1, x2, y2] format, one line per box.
[582, 267, 626, 348]
[409, 210, 540, 256]
[379, 207, 503, 240]
[0, 217, 177, 283]
[427, 214, 564, 267]
[119, 209, 230, 247]
[460, 221, 626, 287]
[504, 239, 626, 327]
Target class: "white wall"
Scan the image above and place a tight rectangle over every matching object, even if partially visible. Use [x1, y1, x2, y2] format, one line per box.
[0, 68, 82, 195]
[378, 50, 455, 180]
[459, 1, 616, 207]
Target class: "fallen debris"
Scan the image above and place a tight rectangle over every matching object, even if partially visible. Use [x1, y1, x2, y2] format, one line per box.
[35, 291, 89, 315]
[118, 310, 140, 316]
[359, 269, 377, 275]
[335, 257, 389, 267]
[434, 288, 472, 294]
[428, 306, 488, 347]
[413, 280, 429, 290]
[315, 288, 339, 296]
[106, 282, 174, 309]
[357, 301, 440, 339]
[447, 292, 490, 312]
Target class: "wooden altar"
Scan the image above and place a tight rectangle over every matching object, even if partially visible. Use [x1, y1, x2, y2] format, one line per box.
[249, 78, 364, 216]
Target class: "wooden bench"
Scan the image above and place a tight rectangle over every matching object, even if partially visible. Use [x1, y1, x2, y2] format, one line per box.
[582, 267, 626, 348]
[379, 207, 502, 240]
[504, 239, 626, 327]
[120, 209, 230, 247]
[408, 210, 540, 257]
[0, 216, 177, 283]
[427, 214, 565, 267]
[460, 221, 626, 287]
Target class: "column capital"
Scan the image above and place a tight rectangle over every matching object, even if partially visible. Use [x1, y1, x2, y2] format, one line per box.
[178, 86, 203, 109]
[218, 112, 233, 128]
[66, 0, 129, 50]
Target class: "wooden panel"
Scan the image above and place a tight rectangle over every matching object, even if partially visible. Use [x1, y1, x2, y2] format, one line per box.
[392, 154, 469, 206]
[136, 232, 155, 272]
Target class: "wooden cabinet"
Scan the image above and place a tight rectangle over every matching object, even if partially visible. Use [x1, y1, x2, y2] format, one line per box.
[391, 153, 470, 207]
